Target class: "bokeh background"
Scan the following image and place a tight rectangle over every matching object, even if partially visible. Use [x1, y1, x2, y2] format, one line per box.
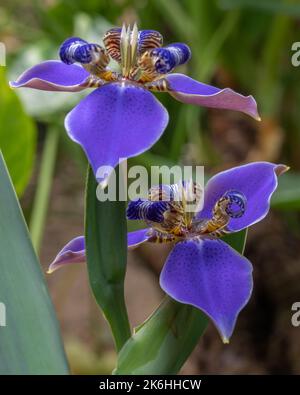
[1, 0, 300, 374]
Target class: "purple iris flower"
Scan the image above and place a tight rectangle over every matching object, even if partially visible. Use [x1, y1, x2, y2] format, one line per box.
[48, 162, 287, 342]
[11, 24, 259, 185]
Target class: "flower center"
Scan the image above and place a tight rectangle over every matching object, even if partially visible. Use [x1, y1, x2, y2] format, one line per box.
[59, 24, 191, 86]
[127, 181, 203, 241]
[192, 190, 247, 238]
[119, 24, 139, 79]
[126, 184, 247, 244]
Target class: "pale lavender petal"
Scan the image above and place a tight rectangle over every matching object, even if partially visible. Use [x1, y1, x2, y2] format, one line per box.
[128, 228, 150, 250]
[48, 229, 150, 273]
[160, 238, 253, 342]
[48, 236, 85, 273]
[166, 73, 260, 120]
[65, 82, 169, 184]
[198, 162, 288, 232]
[10, 60, 90, 92]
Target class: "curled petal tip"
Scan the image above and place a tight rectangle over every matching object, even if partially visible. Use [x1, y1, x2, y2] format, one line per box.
[46, 258, 81, 274]
[249, 111, 262, 122]
[166, 74, 260, 120]
[48, 236, 86, 274]
[47, 261, 66, 274]
[246, 95, 260, 121]
[275, 164, 290, 176]
[242, 94, 260, 120]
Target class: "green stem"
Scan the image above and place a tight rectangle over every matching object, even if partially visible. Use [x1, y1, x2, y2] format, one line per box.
[29, 126, 59, 253]
[115, 297, 208, 375]
[85, 166, 131, 352]
[102, 286, 132, 352]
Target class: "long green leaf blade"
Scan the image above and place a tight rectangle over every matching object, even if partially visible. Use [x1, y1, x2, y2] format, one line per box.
[0, 152, 69, 374]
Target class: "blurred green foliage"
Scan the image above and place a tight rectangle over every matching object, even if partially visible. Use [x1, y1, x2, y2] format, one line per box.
[0, 69, 36, 196]
[2, 0, 300, 162]
[1, 0, 300, 375]
[1, 0, 299, 254]
[3, 1, 300, 163]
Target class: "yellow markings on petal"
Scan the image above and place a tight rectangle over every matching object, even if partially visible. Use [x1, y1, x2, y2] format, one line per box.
[144, 78, 170, 91]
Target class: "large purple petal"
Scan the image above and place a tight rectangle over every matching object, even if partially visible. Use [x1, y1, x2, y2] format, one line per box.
[165, 73, 260, 120]
[10, 60, 90, 92]
[65, 82, 169, 184]
[48, 229, 150, 273]
[197, 162, 288, 232]
[47, 236, 85, 273]
[160, 238, 253, 342]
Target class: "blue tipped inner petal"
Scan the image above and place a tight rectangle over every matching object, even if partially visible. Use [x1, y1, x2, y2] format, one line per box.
[127, 199, 170, 223]
[223, 190, 247, 219]
[152, 43, 191, 74]
[59, 37, 106, 65]
[73, 43, 102, 64]
[59, 37, 89, 64]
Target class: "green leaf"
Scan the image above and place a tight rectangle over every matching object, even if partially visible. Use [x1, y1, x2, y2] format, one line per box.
[0, 69, 37, 196]
[114, 229, 247, 375]
[0, 152, 69, 374]
[222, 228, 248, 254]
[85, 166, 131, 352]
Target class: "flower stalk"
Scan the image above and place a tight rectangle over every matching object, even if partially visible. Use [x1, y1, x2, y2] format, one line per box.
[85, 166, 131, 351]
[30, 126, 60, 253]
[114, 296, 208, 375]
